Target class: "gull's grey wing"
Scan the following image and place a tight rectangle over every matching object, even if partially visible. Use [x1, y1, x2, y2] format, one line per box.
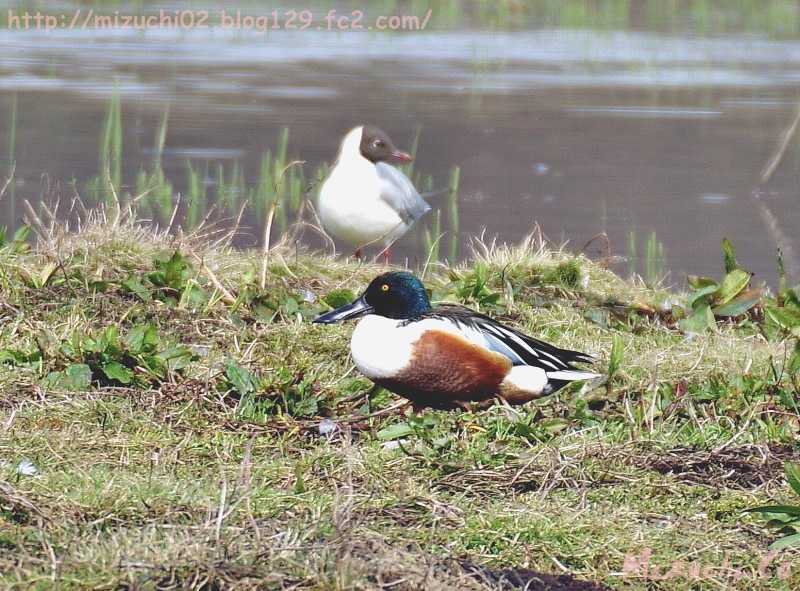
[376, 163, 431, 225]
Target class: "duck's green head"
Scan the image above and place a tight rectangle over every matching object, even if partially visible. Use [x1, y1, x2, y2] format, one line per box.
[313, 272, 431, 323]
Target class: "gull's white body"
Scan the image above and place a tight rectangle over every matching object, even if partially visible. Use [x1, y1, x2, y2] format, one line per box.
[318, 127, 428, 250]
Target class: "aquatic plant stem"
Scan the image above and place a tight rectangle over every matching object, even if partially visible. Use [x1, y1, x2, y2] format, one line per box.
[0, 162, 14, 202]
[759, 102, 800, 186]
[752, 100, 800, 280]
[260, 160, 304, 289]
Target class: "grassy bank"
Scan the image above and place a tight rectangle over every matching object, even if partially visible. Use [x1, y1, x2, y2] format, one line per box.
[1, 209, 799, 590]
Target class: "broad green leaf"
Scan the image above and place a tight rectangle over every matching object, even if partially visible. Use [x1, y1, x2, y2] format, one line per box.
[225, 361, 257, 396]
[722, 237, 738, 273]
[122, 275, 151, 302]
[101, 361, 133, 385]
[156, 345, 194, 371]
[164, 250, 189, 288]
[124, 325, 147, 353]
[124, 324, 160, 353]
[291, 395, 319, 418]
[42, 363, 92, 391]
[786, 463, 800, 497]
[770, 532, 800, 550]
[64, 364, 92, 389]
[716, 269, 751, 305]
[687, 275, 717, 290]
[89, 280, 109, 293]
[765, 306, 800, 331]
[744, 505, 800, 516]
[281, 297, 300, 317]
[712, 288, 762, 317]
[0, 348, 39, 365]
[688, 283, 719, 308]
[38, 262, 59, 288]
[377, 422, 414, 441]
[83, 334, 108, 354]
[679, 303, 716, 333]
[12, 225, 31, 244]
[185, 284, 208, 308]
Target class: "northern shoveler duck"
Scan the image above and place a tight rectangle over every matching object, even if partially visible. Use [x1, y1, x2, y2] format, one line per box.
[318, 126, 431, 261]
[314, 272, 601, 410]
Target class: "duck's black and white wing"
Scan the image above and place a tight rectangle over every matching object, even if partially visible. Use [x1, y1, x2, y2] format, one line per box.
[422, 305, 598, 382]
[376, 163, 431, 225]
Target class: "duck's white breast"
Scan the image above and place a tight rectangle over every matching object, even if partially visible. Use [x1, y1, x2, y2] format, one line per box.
[350, 315, 409, 379]
[349, 315, 470, 380]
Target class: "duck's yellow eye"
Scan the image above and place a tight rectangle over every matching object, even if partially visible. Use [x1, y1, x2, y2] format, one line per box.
[381, 284, 390, 292]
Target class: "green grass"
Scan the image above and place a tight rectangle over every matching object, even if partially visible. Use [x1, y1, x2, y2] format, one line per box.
[0, 209, 799, 589]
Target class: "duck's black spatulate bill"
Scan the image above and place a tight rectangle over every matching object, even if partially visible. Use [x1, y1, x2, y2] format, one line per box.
[313, 295, 373, 324]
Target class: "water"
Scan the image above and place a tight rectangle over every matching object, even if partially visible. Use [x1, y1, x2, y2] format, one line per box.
[1, 0, 800, 286]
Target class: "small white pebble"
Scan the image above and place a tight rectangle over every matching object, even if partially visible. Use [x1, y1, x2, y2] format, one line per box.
[318, 418, 338, 435]
[300, 289, 316, 304]
[0, 458, 39, 476]
[381, 440, 402, 451]
[16, 459, 38, 476]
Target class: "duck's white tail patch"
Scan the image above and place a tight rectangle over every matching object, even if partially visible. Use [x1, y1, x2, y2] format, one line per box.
[546, 370, 602, 381]
[502, 366, 549, 395]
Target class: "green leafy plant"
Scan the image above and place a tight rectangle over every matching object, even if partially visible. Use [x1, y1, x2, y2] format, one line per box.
[542, 260, 583, 290]
[235, 366, 322, 420]
[323, 288, 356, 309]
[679, 239, 762, 333]
[17, 261, 59, 290]
[745, 463, 800, 549]
[223, 360, 258, 397]
[240, 284, 321, 323]
[0, 346, 41, 368]
[147, 251, 207, 307]
[0, 225, 30, 255]
[448, 263, 501, 310]
[121, 250, 207, 308]
[40, 324, 194, 390]
[763, 249, 800, 341]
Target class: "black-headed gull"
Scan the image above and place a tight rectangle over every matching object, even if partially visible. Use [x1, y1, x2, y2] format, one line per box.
[318, 125, 432, 260]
